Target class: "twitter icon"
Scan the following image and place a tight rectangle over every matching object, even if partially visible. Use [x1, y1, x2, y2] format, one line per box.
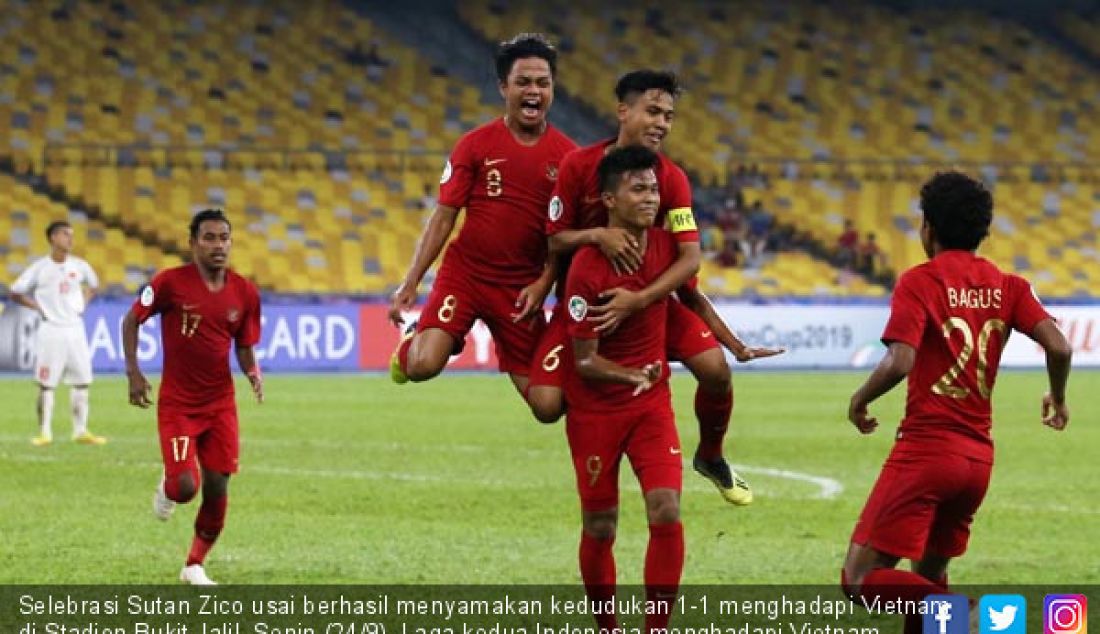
[981, 595, 1026, 634]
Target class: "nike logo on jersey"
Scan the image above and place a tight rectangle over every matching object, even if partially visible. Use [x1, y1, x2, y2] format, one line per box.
[701, 331, 713, 338]
[484, 158, 507, 166]
[669, 447, 682, 455]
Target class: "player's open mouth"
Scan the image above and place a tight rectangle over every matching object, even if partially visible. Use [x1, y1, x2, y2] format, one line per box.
[645, 132, 664, 146]
[521, 99, 541, 118]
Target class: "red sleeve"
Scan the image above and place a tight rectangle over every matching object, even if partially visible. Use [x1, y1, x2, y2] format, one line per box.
[663, 164, 699, 244]
[130, 270, 173, 324]
[881, 270, 927, 348]
[437, 131, 478, 209]
[235, 282, 262, 346]
[547, 151, 583, 236]
[564, 251, 605, 341]
[1006, 275, 1052, 335]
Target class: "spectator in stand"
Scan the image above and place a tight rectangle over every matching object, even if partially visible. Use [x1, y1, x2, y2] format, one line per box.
[746, 200, 774, 265]
[417, 184, 437, 213]
[857, 232, 886, 276]
[837, 219, 859, 267]
[716, 200, 748, 268]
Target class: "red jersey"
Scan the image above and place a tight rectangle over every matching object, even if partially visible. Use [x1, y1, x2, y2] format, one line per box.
[547, 139, 699, 244]
[131, 263, 262, 413]
[564, 228, 678, 413]
[438, 117, 577, 285]
[882, 250, 1051, 462]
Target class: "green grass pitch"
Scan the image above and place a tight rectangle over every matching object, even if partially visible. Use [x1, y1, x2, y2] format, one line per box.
[0, 370, 1096, 584]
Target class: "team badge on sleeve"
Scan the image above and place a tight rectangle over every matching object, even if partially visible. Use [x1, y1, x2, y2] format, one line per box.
[139, 285, 154, 307]
[568, 295, 588, 322]
[667, 207, 698, 233]
[440, 160, 453, 184]
[549, 196, 563, 222]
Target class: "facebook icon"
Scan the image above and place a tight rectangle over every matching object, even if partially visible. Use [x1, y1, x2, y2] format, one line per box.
[924, 594, 970, 634]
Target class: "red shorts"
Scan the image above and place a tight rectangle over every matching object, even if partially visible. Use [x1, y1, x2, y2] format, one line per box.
[666, 299, 719, 362]
[158, 407, 240, 477]
[851, 447, 991, 560]
[566, 405, 683, 512]
[529, 303, 570, 388]
[418, 264, 547, 375]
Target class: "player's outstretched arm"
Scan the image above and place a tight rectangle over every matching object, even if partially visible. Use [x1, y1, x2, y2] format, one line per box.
[847, 341, 915, 434]
[572, 338, 660, 395]
[588, 241, 702, 333]
[121, 309, 152, 408]
[388, 204, 460, 327]
[235, 345, 263, 404]
[1031, 318, 1072, 430]
[675, 285, 784, 362]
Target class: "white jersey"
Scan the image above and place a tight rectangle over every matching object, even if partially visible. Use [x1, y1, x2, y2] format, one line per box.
[10, 255, 98, 327]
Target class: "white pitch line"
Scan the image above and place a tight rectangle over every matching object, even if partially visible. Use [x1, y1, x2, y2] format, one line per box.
[0, 442, 843, 499]
[730, 464, 844, 500]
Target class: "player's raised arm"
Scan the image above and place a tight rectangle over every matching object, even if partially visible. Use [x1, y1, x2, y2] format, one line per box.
[675, 285, 784, 362]
[122, 309, 152, 408]
[1029, 318, 1072, 429]
[389, 203, 461, 327]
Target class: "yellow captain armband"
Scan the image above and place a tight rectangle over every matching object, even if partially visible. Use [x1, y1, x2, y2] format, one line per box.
[667, 207, 697, 233]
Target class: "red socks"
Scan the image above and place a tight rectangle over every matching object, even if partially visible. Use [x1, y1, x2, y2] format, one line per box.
[856, 567, 949, 634]
[186, 494, 228, 566]
[695, 386, 732, 461]
[644, 522, 684, 634]
[396, 334, 414, 374]
[579, 532, 619, 632]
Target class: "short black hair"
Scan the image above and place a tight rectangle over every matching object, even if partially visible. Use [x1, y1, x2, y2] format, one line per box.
[598, 145, 659, 194]
[919, 171, 993, 251]
[614, 69, 681, 103]
[190, 209, 232, 239]
[494, 33, 557, 83]
[46, 220, 71, 239]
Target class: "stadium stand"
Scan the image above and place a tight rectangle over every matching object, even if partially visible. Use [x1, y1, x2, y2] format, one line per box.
[1057, 9, 1100, 59]
[1, 0, 492, 293]
[0, 173, 181, 293]
[459, 1, 1100, 182]
[2, 0, 1096, 297]
[458, 0, 1100, 297]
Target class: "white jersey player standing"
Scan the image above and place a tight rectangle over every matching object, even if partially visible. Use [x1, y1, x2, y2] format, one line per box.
[9, 221, 106, 446]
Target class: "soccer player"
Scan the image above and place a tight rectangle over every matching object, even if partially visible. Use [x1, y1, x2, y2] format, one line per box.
[387, 33, 577, 396]
[840, 172, 1072, 632]
[122, 209, 263, 586]
[564, 145, 683, 634]
[10, 220, 105, 446]
[531, 69, 781, 504]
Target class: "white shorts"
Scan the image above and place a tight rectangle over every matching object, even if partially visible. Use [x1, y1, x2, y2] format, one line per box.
[34, 322, 93, 388]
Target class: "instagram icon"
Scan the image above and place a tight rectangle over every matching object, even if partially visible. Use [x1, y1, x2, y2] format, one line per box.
[1045, 595, 1087, 634]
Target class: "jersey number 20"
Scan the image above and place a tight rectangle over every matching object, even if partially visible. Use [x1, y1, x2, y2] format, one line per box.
[932, 317, 1007, 400]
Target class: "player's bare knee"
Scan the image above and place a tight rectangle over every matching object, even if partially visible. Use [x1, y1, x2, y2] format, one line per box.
[406, 345, 449, 381]
[687, 351, 731, 392]
[582, 510, 618, 541]
[644, 490, 680, 525]
[172, 472, 199, 503]
[528, 393, 564, 424]
[202, 475, 229, 499]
